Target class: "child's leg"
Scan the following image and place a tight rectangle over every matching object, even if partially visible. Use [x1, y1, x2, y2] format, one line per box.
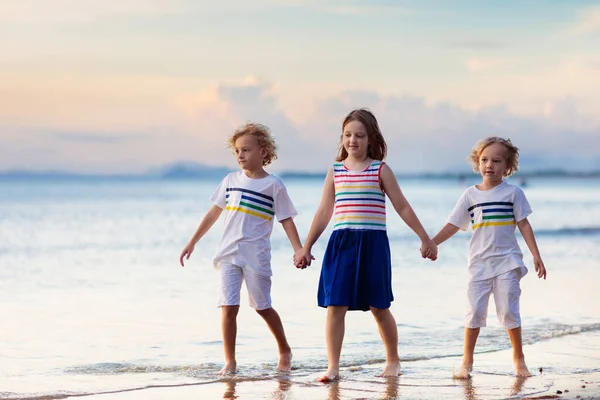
[507, 327, 531, 377]
[494, 268, 531, 377]
[256, 307, 292, 371]
[455, 327, 480, 379]
[221, 305, 239, 374]
[370, 306, 400, 377]
[217, 264, 244, 375]
[456, 278, 492, 378]
[318, 306, 348, 382]
[245, 269, 292, 371]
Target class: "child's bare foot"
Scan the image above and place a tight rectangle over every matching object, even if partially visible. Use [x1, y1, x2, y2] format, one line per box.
[277, 351, 292, 372]
[317, 368, 339, 383]
[378, 360, 401, 377]
[453, 362, 473, 379]
[514, 358, 531, 377]
[219, 361, 236, 375]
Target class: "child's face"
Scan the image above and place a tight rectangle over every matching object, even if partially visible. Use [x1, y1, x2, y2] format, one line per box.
[342, 120, 369, 159]
[234, 134, 266, 171]
[478, 143, 509, 184]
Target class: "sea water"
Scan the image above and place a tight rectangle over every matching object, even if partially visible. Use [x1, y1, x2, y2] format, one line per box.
[1, 176, 599, 398]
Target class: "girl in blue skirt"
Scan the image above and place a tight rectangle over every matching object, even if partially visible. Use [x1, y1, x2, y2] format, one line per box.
[294, 108, 438, 382]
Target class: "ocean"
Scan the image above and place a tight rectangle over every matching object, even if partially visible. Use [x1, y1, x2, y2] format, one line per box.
[1, 176, 599, 399]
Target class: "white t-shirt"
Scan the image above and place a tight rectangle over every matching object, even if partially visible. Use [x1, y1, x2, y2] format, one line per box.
[447, 181, 532, 282]
[210, 171, 297, 276]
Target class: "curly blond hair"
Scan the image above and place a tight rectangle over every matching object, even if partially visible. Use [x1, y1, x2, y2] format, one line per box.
[468, 136, 520, 177]
[227, 123, 278, 166]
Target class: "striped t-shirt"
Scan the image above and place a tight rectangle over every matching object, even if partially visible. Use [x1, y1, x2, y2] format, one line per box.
[209, 171, 297, 276]
[332, 160, 386, 231]
[448, 181, 532, 281]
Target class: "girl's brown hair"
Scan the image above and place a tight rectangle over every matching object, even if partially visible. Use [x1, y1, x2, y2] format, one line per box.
[336, 108, 387, 162]
[468, 136, 520, 177]
[227, 123, 278, 166]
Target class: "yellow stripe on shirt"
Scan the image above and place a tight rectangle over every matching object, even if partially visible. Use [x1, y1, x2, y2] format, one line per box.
[472, 220, 515, 230]
[335, 185, 381, 190]
[226, 206, 273, 221]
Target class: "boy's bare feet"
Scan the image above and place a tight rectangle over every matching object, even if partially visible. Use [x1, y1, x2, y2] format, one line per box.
[277, 351, 292, 372]
[514, 357, 532, 377]
[378, 360, 402, 377]
[317, 369, 340, 383]
[453, 362, 473, 379]
[219, 361, 237, 375]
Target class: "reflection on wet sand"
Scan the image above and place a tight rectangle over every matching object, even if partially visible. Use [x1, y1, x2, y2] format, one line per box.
[325, 375, 401, 400]
[272, 375, 293, 400]
[383, 376, 400, 399]
[223, 379, 237, 399]
[455, 376, 478, 400]
[510, 376, 528, 397]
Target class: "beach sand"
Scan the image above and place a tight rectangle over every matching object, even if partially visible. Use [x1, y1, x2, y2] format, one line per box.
[73, 331, 600, 400]
[65, 370, 600, 400]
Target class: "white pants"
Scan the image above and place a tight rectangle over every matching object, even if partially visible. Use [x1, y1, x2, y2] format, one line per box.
[217, 264, 272, 310]
[466, 268, 524, 330]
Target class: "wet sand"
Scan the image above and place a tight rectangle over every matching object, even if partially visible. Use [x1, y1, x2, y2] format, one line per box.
[76, 331, 600, 400]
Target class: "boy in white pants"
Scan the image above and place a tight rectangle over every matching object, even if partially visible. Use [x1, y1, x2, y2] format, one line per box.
[179, 123, 305, 375]
[432, 136, 547, 378]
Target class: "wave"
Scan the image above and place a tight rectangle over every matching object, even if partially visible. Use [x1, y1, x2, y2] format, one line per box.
[64, 362, 221, 375]
[0, 380, 218, 400]
[62, 323, 600, 375]
[534, 226, 600, 237]
[530, 322, 600, 341]
[3, 323, 599, 400]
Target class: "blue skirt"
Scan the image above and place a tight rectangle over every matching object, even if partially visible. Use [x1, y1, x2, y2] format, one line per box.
[318, 229, 393, 311]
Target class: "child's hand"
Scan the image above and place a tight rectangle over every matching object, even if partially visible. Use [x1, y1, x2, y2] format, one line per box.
[420, 238, 438, 261]
[179, 242, 195, 267]
[293, 248, 314, 269]
[534, 257, 546, 279]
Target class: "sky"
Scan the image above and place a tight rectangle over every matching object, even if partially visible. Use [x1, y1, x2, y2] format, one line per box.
[1, 0, 599, 174]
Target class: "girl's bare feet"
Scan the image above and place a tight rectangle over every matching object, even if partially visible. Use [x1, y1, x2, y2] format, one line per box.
[317, 368, 339, 383]
[219, 361, 236, 375]
[277, 352, 292, 372]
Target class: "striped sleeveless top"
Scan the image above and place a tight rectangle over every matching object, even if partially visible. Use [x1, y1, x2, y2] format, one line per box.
[333, 160, 387, 231]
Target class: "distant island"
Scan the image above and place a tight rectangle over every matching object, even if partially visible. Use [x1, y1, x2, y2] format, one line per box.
[1, 161, 599, 180]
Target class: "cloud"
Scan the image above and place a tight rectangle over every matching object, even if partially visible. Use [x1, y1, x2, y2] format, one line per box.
[53, 132, 150, 143]
[0, 0, 414, 23]
[464, 57, 504, 72]
[267, 0, 414, 16]
[448, 40, 506, 50]
[570, 6, 600, 35]
[301, 91, 600, 173]
[0, 0, 186, 23]
[173, 78, 334, 172]
[2, 77, 599, 174]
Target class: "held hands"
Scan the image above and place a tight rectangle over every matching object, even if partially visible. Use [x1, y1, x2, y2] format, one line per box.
[420, 238, 438, 261]
[293, 247, 314, 269]
[534, 257, 547, 279]
[179, 242, 195, 267]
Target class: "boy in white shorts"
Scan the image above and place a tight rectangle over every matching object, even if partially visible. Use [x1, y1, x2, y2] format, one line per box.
[432, 137, 547, 378]
[179, 123, 306, 375]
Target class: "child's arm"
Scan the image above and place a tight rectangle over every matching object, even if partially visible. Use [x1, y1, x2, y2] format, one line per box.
[380, 164, 437, 260]
[295, 168, 335, 266]
[432, 223, 460, 246]
[179, 205, 223, 267]
[280, 217, 304, 267]
[517, 218, 547, 279]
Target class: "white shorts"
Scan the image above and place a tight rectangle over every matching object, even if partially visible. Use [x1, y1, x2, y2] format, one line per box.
[465, 268, 524, 330]
[217, 264, 272, 310]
